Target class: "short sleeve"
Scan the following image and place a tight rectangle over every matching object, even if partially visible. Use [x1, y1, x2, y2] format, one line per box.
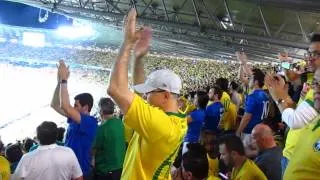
[245, 95, 255, 114]
[124, 94, 176, 141]
[69, 150, 83, 179]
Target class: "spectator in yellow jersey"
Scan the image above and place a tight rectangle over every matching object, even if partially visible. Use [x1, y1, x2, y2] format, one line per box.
[0, 155, 10, 180]
[218, 135, 267, 180]
[282, 73, 320, 180]
[215, 78, 237, 133]
[107, 9, 187, 180]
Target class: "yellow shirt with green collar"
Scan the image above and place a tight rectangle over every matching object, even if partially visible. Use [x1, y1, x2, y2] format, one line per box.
[220, 92, 237, 131]
[231, 159, 267, 180]
[121, 94, 187, 180]
[284, 117, 320, 180]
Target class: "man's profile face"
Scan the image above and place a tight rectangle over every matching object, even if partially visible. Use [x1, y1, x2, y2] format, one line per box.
[307, 42, 320, 71]
[219, 144, 231, 167]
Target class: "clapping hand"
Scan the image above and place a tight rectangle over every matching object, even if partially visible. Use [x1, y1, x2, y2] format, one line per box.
[57, 60, 70, 81]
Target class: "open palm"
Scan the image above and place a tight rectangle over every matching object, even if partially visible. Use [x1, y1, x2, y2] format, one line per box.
[135, 27, 152, 59]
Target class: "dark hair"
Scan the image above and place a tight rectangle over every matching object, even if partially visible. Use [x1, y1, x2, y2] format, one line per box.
[23, 138, 36, 152]
[230, 81, 239, 91]
[310, 33, 320, 43]
[98, 97, 115, 115]
[5, 144, 23, 163]
[57, 127, 65, 142]
[219, 135, 245, 156]
[252, 68, 265, 88]
[215, 78, 229, 92]
[182, 143, 208, 179]
[74, 93, 94, 112]
[212, 86, 223, 100]
[37, 121, 58, 145]
[196, 91, 209, 109]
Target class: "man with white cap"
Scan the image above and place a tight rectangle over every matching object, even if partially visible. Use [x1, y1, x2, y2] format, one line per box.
[107, 9, 187, 180]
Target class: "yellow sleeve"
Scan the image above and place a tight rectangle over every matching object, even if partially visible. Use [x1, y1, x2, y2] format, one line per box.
[124, 124, 134, 143]
[124, 94, 174, 141]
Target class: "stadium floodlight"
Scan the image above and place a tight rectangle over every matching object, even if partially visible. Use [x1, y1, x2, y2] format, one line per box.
[56, 25, 94, 39]
[22, 32, 45, 47]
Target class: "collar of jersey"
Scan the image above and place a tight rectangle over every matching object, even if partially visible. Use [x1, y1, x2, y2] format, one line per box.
[166, 112, 187, 118]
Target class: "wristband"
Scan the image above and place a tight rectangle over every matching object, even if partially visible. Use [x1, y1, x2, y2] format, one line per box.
[60, 80, 67, 84]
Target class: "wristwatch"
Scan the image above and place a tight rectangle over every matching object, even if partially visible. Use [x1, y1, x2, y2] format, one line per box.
[60, 80, 67, 84]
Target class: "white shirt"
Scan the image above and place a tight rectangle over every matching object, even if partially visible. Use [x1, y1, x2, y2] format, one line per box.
[282, 101, 318, 129]
[13, 144, 82, 180]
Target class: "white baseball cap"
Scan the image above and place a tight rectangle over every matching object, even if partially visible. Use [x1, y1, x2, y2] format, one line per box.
[134, 69, 182, 94]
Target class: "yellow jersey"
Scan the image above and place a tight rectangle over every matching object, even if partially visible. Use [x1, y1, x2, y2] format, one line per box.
[231, 159, 267, 180]
[122, 94, 187, 180]
[284, 118, 320, 180]
[220, 92, 237, 131]
[0, 156, 10, 180]
[207, 154, 220, 180]
[283, 88, 314, 160]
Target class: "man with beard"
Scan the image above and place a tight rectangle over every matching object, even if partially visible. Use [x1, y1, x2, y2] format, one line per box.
[218, 135, 266, 180]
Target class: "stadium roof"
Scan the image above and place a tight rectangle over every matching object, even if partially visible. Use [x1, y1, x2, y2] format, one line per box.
[5, 0, 320, 62]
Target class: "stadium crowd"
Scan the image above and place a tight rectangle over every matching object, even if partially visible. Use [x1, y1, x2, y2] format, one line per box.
[1, 8, 320, 180]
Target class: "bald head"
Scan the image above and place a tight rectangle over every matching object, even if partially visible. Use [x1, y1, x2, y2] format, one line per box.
[251, 124, 276, 151]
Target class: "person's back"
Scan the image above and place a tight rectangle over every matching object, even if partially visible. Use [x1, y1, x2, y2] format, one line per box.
[185, 109, 205, 143]
[205, 102, 224, 132]
[13, 121, 82, 180]
[243, 89, 269, 134]
[220, 92, 237, 131]
[122, 100, 187, 179]
[94, 117, 125, 171]
[13, 145, 82, 180]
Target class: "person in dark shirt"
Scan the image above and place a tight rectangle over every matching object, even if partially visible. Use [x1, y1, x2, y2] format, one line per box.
[51, 60, 98, 180]
[5, 143, 23, 173]
[251, 124, 282, 180]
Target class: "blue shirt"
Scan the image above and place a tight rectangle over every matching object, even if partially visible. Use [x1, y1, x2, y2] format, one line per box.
[184, 109, 205, 143]
[204, 102, 224, 132]
[65, 114, 98, 175]
[244, 89, 269, 133]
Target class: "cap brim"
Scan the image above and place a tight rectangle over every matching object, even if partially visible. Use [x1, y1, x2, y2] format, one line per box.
[133, 83, 156, 94]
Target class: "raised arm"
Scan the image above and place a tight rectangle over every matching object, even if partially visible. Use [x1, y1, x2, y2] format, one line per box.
[107, 9, 142, 113]
[133, 27, 151, 86]
[58, 60, 81, 123]
[51, 82, 67, 117]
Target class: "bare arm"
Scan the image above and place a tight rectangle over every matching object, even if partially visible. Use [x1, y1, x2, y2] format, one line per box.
[57, 61, 81, 123]
[133, 56, 146, 85]
[51, 83, 67, 117]
[236, 113, 252, 136]
[107, 9, 145, 114]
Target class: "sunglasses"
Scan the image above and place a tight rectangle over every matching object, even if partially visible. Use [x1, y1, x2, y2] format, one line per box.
[307, 51, 320, 60]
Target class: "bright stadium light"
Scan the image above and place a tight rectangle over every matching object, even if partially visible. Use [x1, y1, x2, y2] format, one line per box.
[22, 32, 45, 47]
[56, 25, 94, 39]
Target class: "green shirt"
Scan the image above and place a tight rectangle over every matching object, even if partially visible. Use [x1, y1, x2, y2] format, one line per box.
[93, 117, 126, 174]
